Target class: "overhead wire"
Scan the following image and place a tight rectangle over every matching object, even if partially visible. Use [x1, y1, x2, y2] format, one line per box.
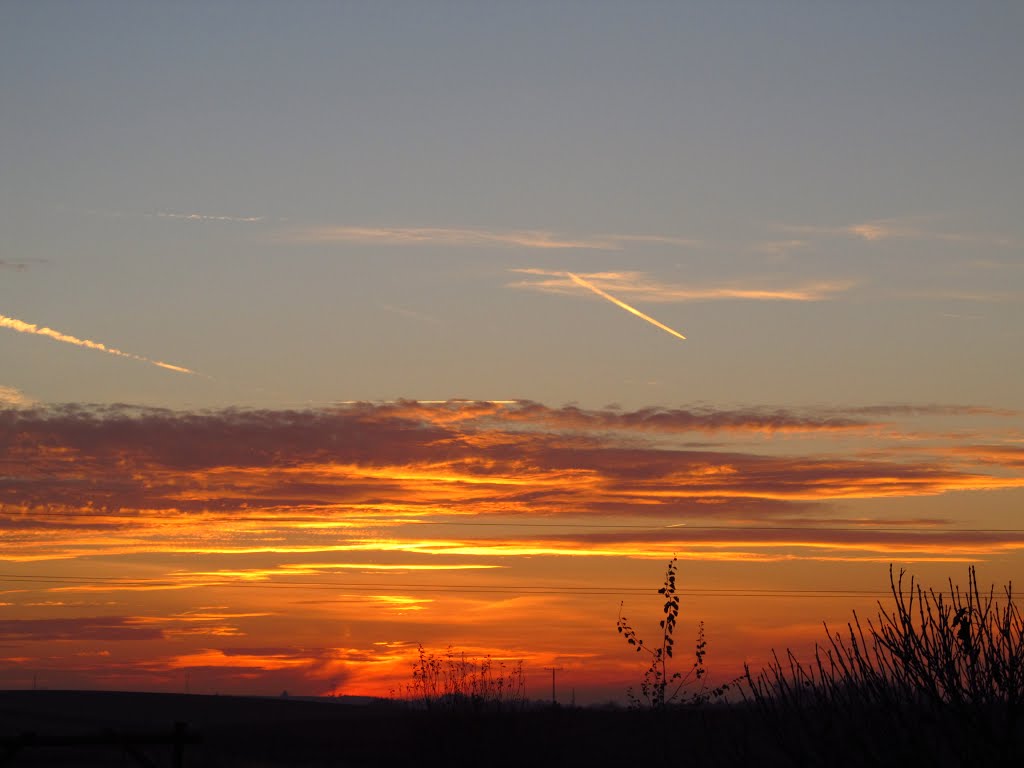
[0, 571, 982, 599]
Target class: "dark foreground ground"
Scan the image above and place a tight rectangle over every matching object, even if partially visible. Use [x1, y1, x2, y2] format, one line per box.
[1, 690, 751, 767]
[1, 690, 1020, 767]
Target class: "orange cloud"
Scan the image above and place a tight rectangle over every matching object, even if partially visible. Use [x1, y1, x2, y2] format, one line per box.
[0, 401, 1020, 576]
[511, 269, 852, 302]
[946, 444, 1024, 468]
[2, 403, 1020, 526]
[0, 385, 34, 408]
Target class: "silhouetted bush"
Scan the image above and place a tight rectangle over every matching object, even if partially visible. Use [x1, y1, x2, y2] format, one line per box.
[745, 566, 1024, 766]
[396, 645, 527, 712]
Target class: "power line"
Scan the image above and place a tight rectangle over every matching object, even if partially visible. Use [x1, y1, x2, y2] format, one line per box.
[0, 572, 980, 599]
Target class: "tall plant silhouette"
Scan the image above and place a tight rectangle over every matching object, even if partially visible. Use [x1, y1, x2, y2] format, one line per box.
[617, 557, 725, 708]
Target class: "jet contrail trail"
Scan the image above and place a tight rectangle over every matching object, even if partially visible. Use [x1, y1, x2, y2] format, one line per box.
[0, 313, 198, 375]
[565, 272, 687, 341]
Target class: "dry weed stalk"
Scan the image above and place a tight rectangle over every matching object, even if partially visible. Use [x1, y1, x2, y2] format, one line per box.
[617, 558, 729, 709]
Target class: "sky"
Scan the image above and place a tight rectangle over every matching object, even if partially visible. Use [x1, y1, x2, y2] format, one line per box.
[1, 2, 1023, 704]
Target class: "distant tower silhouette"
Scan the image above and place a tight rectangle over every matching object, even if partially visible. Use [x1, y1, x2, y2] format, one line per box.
[544, 667, 563, 706]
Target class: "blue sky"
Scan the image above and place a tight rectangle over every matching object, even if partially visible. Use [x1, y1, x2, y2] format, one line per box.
[3, 1, 1021, 410]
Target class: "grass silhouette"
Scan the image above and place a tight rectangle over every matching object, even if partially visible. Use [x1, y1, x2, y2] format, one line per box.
[396, 644, 527, 712]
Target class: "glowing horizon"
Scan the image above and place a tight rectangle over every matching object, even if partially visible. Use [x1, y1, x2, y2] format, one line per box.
[2, 401, 1022, 700]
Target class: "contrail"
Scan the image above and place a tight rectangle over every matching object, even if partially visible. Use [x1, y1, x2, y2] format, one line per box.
[0, 313, 198, 375]
[566, 273, 687, 340]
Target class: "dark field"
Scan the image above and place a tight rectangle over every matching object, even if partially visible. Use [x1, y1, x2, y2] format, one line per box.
[2, 689, 1022, 767]
[0, 689, 763, 767]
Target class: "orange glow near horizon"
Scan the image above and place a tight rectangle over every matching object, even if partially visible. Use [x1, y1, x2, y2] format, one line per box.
[1, 401, 1022, 702]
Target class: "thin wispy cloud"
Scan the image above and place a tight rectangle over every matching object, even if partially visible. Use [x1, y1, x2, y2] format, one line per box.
[511, 269, 852, 302]
[601, 233, 701, 247]
[358, 400, 877, 434]
[0, 617, 164, 642]
[840, 404, 1019, 418]
[380, 304, 442, 324]
[293, 225, 618, 249]
[0, 385, 34, 408]
[290, 225, 702, 251]
[904, 288, 1020, 303]
[566, 272, 687, 341]
[780, 218, 1016, 246]
[946, 444, 1024, 469]
[151, 211, 264, 223]
[0, 313, 197, 375]
[939, 312, 985, 320]
[750, 239, 810, 256]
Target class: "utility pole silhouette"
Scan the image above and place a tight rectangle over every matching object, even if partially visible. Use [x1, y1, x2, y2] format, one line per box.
[544, 667, 563, 706]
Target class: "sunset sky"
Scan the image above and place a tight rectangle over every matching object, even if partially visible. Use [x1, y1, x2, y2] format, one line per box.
[2, 2, 1023, 704]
